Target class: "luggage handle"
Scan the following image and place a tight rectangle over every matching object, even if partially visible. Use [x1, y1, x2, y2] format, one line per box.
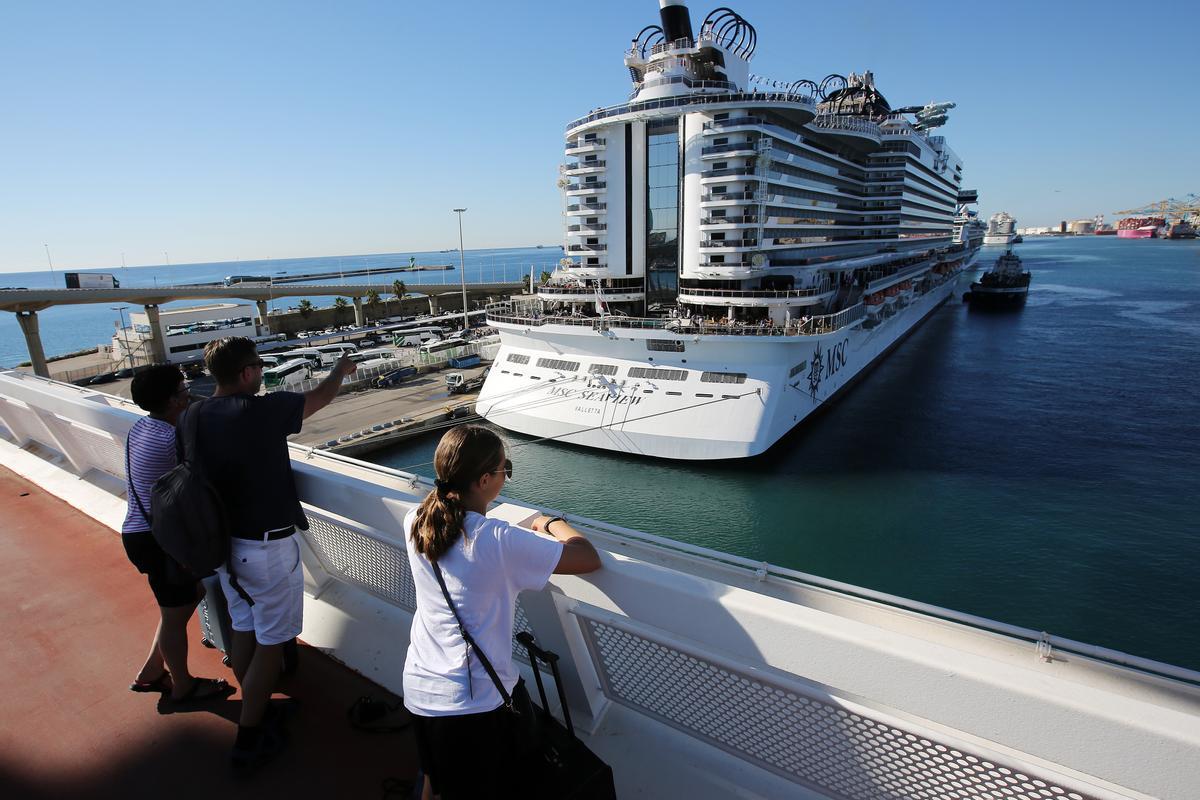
[515, 631, 575, 739]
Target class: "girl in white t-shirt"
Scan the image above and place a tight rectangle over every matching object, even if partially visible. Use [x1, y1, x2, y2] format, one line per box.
[403, 425, 601, 800]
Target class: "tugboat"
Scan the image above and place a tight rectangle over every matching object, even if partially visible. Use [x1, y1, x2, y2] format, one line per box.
[965, 248, 1030, 307]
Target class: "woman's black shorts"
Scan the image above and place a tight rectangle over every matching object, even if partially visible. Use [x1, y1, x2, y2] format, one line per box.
[412, 703, 515, 799]
[121, 531, 199, 608]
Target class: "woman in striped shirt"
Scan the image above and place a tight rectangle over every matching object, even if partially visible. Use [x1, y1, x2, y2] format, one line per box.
[124, 365, 231, 704]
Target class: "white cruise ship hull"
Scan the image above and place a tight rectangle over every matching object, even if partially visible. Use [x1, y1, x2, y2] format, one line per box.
[478, 276, 961, 460]
[982, 234, 1014, 246]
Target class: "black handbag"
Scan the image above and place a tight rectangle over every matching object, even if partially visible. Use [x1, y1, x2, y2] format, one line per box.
[431, 562, 616, 799]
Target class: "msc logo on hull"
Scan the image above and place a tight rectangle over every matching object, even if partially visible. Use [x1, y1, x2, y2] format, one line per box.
[807, 337, 849, 400]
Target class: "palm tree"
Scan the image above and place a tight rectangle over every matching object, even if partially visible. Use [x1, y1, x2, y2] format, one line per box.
[297, 299, 314, 319]
[333, 296, 349, 322]
[366, 288, 381, 308]
[392, 279, 407, 301]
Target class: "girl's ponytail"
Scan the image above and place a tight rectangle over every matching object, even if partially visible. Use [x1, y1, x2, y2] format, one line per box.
[411, 425, 505, 562]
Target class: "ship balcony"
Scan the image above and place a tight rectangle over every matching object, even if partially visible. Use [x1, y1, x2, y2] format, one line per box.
[564, 181, 607, 196]
[676, 281, 834, 308]
[700, 215, 758, 227]
[565, 137, 606, 154]
[537, 283, 644, 303]
[863, 259, 935, 294]
[698, 238, 759, 251]
[701, 117, 766, 134]
[566, 223, 607, 233]
[689, 262, 767, 279]
[700, 143, 759, 159]
[808, 114, 883, 148]
[700, 167, 757, 184]
[566, 243, 607, 253]
[563, 160, 606, 175]
[565, 203, 607, 216]
[699, 191, 759, 205]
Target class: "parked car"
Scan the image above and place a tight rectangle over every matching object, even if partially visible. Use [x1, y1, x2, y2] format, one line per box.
[88, 372, 117, 385]
[115, 367, 136, 378]
[374, 365, 418, 388]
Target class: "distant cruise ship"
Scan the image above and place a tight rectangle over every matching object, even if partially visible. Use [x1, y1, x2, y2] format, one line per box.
[477, 0, 982, 460]
[983, 211, 1016, 246]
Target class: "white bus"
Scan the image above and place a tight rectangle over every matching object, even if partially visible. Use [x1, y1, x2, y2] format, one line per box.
[392, 327, 446, 347]
[316, 343, 359, 366]
[349, 348, 397, 364]
[281, 348, 324, 368]
[419, 337, 469, 356]
[263, 359, 312, 389]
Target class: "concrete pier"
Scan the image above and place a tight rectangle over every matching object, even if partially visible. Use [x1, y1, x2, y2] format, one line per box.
[140, 305, 168, 364]
[15, 312, 49, 378]
[352, 296, 364, 328]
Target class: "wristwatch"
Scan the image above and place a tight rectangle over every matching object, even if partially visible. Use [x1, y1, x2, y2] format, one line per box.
[545, 516, 566, 533]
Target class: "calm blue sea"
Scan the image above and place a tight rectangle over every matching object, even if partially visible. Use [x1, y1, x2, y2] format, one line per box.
[372, 237, 1200, 670]
[0, 246, 564, 367]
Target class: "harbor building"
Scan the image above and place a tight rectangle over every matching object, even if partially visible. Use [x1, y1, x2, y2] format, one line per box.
[112, 302, 261, 366]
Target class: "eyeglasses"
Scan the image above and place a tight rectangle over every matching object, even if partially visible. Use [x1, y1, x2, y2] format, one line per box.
[489, 459, 513, 479]
[173, 382, 191, 397]
[242, 359, 266, 370]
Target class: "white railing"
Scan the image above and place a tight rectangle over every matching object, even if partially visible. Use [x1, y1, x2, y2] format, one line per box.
[2, 370, 1199, 800]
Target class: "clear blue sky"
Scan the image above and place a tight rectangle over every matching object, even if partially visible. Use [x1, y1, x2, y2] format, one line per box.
[2, 0, 1195, 273]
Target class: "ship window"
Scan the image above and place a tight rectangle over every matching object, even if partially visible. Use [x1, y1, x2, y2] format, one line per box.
[712, 185, 726, 194]
[714, 137, 728, 145]
[588, 364, 618, 375]
[584, 155, 598, 163]
[628, 367, 687, 381]
[506, 353, 530, 364]
[695, 393, 713, 398]
[586, 258, 599, 265]
[701, 372, 747, 384]
[586, 237, 598, 245]
[536, 358, 580, 372]
[585, 176, 597, 184]
[586, 217, 599, 224]
[646, 339, 685, 352]
[712, 210, 727, 218]
[722, 395, 740, 400]
[714, 113, 729, 121]
[714, 161, 728, 170]
[788, 361, 808, 377]
[710, 255, 725, 263]
[666, 391, 682, 396]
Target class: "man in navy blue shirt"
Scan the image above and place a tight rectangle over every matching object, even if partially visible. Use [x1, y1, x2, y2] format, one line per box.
[186, 336, 355, 773]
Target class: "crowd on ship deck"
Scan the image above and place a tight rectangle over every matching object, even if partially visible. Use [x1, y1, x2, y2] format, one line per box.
[119, 336, 601, 797]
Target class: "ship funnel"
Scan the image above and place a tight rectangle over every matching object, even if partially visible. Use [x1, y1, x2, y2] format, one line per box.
[658, 0, 694, 45]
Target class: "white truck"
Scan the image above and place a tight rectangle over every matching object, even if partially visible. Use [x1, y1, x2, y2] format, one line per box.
[64, 272, 120, 289]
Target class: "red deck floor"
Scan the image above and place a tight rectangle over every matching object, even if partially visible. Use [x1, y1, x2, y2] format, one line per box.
[0, 466, 418, 799]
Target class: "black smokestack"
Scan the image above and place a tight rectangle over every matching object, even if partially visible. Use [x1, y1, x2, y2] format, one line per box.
[658, 0, 693, 45]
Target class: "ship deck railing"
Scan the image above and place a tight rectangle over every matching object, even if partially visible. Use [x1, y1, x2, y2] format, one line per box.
[3, 371, 1198, 800]
[487, 299, 865, 337]
[567, 91, 815, 134]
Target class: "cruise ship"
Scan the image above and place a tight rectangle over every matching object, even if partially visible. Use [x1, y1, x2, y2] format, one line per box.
[477, 0, 982, 460]
[983, 211, 1017, 246]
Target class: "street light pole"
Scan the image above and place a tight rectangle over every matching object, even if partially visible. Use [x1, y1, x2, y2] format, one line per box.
[44, 244, 55, 285]
[453, 208, 469, 332]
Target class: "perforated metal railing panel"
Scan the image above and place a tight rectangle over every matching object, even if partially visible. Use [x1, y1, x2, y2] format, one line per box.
[580, 617, 1097, 800]
[304, 514, 417, 611]
[56, 418, 126, 479]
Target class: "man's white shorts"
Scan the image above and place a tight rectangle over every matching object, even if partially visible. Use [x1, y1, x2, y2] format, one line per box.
[217, 534, 304, 646]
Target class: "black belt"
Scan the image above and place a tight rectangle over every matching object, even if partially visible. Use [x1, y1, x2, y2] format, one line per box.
[232, 526, 295, 542]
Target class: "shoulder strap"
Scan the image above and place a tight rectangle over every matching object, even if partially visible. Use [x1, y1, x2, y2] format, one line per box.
[431, 560, 512, 708]
[180, 399, 205, 472]
[124, 429, 151, 524]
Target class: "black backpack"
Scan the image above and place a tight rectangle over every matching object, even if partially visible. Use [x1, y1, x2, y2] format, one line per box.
[150, 400, 231, 578]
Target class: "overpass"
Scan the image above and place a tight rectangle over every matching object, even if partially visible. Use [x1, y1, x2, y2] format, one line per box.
[0, 282, 523, 377]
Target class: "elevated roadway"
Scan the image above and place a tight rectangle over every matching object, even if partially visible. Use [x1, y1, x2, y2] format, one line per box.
[0, 281, 522, 376]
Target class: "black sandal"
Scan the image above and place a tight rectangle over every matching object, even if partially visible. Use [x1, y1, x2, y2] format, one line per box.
[167, 677, 233, 706]
[129, 672, 172, 693]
